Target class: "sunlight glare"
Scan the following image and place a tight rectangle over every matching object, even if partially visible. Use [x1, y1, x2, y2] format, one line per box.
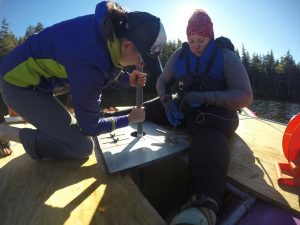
[44, 178, 106, 208]
[168, 3, 198, 41]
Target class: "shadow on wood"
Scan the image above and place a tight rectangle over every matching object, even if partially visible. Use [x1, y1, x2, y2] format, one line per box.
[0, 146, 165, 225]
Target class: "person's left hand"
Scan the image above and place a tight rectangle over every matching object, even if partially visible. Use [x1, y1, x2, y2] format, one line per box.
[127, 107, 145, 124]
[184, 91, 202, 108]
[129, 70, 147, 87]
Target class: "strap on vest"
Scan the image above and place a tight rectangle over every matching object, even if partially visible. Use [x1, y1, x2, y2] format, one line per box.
[195, 57, 200, 75]
[182, 37, 234, 77]
[182, 41, 217, 77]
[182, 42, 201, 77]
[204, 46, 220, 75]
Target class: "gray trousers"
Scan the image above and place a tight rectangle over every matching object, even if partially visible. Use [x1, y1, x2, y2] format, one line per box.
[0, 79, 93, 159]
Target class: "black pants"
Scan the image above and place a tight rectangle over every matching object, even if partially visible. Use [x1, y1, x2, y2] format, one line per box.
[0, 94, 8, 119]
[187, 108, 238, 207]
[0, 92, 70, 118]
[144, 98, 239, 208]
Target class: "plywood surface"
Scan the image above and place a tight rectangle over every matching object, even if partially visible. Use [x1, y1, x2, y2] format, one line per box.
[0, 123, 166, 225]
[228, 116, 300, 215]
[1, 114, 299, 224]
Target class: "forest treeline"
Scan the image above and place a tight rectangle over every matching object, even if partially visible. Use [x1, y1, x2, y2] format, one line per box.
[1, 18, 300, 102]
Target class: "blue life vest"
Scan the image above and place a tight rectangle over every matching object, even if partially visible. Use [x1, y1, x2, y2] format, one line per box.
[173, 39, 230, 98]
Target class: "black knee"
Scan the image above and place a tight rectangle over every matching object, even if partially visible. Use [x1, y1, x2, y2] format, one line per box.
[71, 136, 94, 159]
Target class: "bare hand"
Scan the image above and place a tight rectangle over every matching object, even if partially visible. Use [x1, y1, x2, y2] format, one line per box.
[128, 107, 145, 124]
[129, 70, 147, 87]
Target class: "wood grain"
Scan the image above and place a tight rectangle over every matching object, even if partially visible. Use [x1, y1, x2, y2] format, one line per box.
[0, 123, 166, 225]
[229, 116, 300, 215]
[1, 115, 300, 225]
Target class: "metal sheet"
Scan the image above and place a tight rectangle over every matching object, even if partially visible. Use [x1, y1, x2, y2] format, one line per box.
[94, 121, 190, 174]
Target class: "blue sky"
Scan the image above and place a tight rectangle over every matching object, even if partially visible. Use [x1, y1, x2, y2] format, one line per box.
[0, 0, 300, 63]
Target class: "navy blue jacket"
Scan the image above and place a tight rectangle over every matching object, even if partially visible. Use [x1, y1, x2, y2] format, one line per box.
[0, 1, 129, 136]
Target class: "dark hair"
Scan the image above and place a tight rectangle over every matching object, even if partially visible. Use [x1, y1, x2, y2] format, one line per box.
[103, 1, 128, 41]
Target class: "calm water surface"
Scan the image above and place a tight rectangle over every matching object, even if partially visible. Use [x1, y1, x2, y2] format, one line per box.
[249, 99, 300, 124]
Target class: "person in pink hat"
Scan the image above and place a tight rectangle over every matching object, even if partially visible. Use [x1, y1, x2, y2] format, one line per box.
[155, 9, 253, 225]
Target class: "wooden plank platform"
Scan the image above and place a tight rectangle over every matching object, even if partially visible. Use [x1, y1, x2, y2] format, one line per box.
[0, 123, 166, 225]
[228, 115, 300, 215]
[1, 113, 299, 224]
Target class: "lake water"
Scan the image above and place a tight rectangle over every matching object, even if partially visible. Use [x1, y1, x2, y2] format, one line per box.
[249, 99, 300, 124]
[101, 89, 300, 125]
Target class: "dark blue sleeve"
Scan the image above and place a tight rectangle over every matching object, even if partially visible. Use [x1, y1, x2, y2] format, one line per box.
[117, 71, 130, 87]
[67, 63, 129, 136]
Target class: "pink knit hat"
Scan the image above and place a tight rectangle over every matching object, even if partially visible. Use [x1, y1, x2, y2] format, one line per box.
[186, 9, 214, 39]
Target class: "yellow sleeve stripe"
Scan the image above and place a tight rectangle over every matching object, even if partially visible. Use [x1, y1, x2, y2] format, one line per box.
[110, 117, 116, 131]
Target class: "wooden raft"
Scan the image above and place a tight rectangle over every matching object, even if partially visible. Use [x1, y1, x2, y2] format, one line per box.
[228, 115, 300, 215]
[0, 123, 166, 225]
[1, 114, 300, 224]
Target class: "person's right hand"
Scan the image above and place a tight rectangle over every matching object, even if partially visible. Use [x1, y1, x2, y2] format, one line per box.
[129, 70, 147, 87]
[164, 100, 184, 127]
[128, 107, 145, 124]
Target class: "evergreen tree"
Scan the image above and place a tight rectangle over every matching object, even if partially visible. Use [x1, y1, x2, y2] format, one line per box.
[281, 50, 297, 74]
[262, 50, 275, 75]
[241, 44, 250, 72]
[280, 51, 299, 99]
[0, 18, 18, 60]
[35, 22, 44, 33]
[249, 53, 262, 94]
[160, 39, 181, 67]
[0, 17, 9, 38]
[234, 49, 240, 59]
[19, 22, 44, 43]
[24, 25, 36, 39]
